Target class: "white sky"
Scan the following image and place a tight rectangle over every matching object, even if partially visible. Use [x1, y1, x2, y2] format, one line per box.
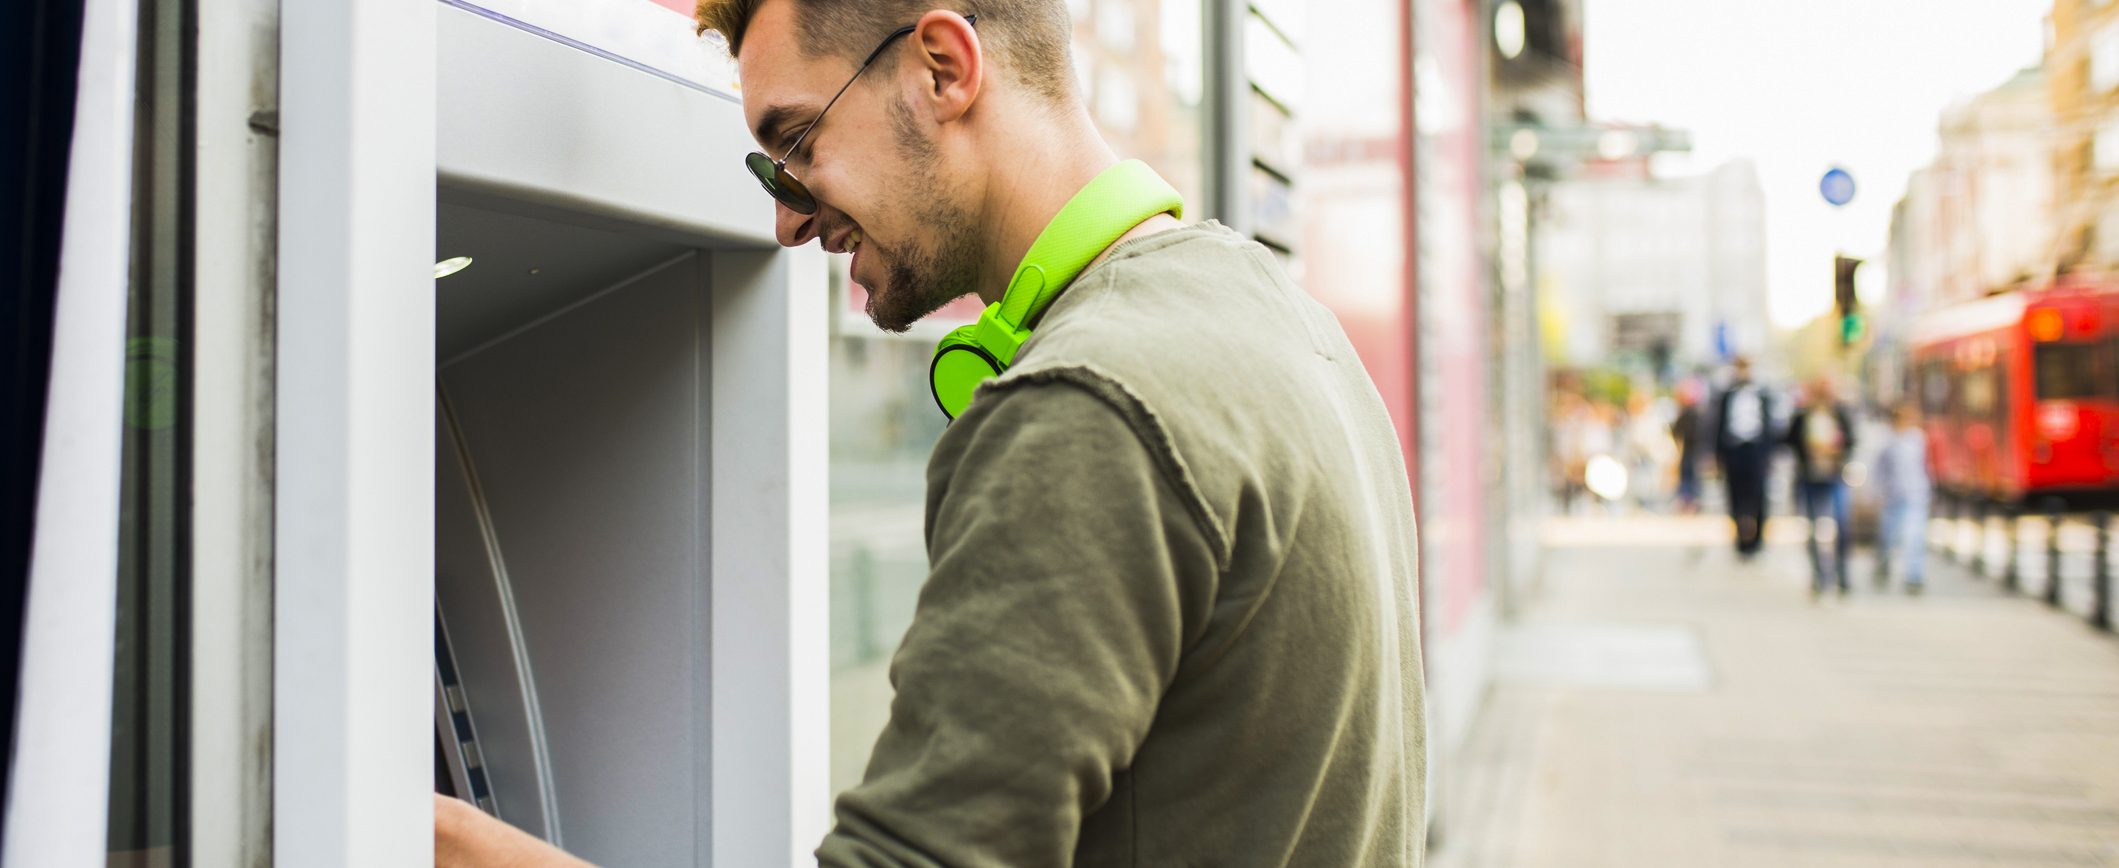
[1583, 0, 2051, 328]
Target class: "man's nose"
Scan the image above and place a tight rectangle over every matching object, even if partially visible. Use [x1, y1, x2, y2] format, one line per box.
[775, 202, 819, 249]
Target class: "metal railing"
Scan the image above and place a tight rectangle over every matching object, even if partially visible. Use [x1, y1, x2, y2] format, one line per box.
[1935, 493, 2114, 632]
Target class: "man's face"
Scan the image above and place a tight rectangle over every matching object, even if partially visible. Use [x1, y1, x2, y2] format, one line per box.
[737, 1, 983, 332]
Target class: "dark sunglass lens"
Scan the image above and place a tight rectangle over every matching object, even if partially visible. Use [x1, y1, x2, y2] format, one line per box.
[745, 152, 782, 194]
[774, 168, 817, 215]
[744, 152, 817, 214]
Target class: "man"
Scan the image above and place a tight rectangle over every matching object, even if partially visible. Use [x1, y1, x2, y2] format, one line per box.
[434, 1, 1427, 865]
[1714, 357, 1773, 559]
[1786, 375, 1857, 599]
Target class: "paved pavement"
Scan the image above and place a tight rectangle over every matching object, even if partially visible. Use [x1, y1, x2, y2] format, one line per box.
[1430, 514, 2119, 868]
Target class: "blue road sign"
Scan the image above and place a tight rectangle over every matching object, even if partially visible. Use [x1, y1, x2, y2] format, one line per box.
[1820, 167, 1856, 207]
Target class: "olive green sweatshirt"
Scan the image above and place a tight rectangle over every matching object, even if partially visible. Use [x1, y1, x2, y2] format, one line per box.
[817, 222, 1426, 868]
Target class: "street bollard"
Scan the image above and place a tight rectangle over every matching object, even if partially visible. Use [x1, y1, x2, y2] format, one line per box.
[2046, 499, 2065, 608]
[1972, 499, 1988, 578]
[1942, 493, 1959, 563]
[2003, 503, 2020, 590]
[1955, 495, 1970, 563]
[2095, 511, 2112, 632]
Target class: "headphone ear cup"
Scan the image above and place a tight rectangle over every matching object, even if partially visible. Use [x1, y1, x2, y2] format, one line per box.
[930, 328, 1005, 420]
[922, 162, 1180, 419]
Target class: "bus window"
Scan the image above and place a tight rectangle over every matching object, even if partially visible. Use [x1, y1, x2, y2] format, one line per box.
[1920, 361, 1951, 415]
[2033, 341, 2119, 401]
[1962, 366, 1997, 417]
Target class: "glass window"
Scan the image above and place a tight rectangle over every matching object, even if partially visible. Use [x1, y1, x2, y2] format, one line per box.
[1244, 14, 1303, 111]
[1251, 0, 1305, 43]
[2094, 25, 2119, 92]
[2034, 340, 2119, 400]
[1920, 360, 1952, 414]
[2095, 120, 2119, 172]
[826, 329, 949, 796]
[109, 0, 190, 859]
[1097, 0, 1135, 54]
[2099, 203, 2119, 263]
[1096, 67, 1139, 133]
[1960, 365, 2001, 418]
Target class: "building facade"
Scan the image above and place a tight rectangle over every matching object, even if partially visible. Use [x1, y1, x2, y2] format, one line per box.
[1536, 160, 1769, 374]
[2050, 0, 2119, 269]
[1884, 65, 2057, 336]
[1897, 67, 2055, 309]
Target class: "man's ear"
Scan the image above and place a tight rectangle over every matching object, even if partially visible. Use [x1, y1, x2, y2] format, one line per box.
[909, 10, 981, 124]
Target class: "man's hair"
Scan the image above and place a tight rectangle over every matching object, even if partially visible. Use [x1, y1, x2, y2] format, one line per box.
[695, 0, 1076, 103]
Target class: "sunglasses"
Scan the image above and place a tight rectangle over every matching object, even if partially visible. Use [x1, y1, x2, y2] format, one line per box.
[745, 14, 979, 216]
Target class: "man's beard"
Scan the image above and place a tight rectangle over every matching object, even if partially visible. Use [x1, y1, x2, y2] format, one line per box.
[863, 98, 981, 334]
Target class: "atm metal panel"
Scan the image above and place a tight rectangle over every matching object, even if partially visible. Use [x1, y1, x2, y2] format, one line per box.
[436, 251, 711, 866]
[436, 402, 557, 841]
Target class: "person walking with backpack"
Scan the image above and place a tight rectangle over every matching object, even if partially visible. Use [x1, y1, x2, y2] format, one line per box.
[1714, 358, 1775, 559]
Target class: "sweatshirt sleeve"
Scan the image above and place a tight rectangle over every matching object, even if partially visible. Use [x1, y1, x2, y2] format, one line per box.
[816, 379, 1221, 868]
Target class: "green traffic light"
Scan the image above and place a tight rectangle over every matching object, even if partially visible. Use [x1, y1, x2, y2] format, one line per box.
[1840, 314, 1864, 345]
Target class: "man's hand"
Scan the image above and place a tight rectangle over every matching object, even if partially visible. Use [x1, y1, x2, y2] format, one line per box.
[434, 794, 595, 867]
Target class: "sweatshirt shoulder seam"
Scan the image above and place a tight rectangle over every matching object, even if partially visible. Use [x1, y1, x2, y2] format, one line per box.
[980, 364, 1233, 570]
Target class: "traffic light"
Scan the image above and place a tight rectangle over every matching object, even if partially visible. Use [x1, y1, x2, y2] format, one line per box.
[1840, 312, 1864, 345]
[1834, 254, 1863, 347]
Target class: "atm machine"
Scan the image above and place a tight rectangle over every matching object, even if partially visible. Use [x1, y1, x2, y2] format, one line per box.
[424, 3, 830, 864]
[6, 0, 827, 864]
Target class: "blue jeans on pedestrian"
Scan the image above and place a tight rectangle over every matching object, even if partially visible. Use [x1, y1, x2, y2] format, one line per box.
[1800, 480, 1850, 591]
[1878, 494, 1929, 587]
[1676, 458, 1701, 510]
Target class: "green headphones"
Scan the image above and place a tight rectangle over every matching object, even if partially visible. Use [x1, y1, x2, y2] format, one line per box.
[928, 159, 1184, 419]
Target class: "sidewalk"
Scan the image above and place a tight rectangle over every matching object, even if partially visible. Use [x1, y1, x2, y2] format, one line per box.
[1431, 515, 2119, 868]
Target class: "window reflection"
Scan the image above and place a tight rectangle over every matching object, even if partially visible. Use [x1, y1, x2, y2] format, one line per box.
[109, 0, 190, 860]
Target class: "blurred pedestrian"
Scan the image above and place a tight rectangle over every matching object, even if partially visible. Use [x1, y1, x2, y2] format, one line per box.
[1552, 393, 1592, 514]
[1714, 358, 1774, 558]
[1871, 403, 1931, 593]
[1584, 402, 1620, 512]
[1787, 375, 1857, 598]
[1670, 380, 1709, 514]
[1622, 392, 1675, 511]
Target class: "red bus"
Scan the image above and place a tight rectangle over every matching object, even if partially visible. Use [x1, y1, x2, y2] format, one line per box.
[1907, 279, 2119, 505]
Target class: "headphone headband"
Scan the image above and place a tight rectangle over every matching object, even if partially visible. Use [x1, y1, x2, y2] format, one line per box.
[928, 161, 1184, 419]
[995, 160, 1184, 330]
